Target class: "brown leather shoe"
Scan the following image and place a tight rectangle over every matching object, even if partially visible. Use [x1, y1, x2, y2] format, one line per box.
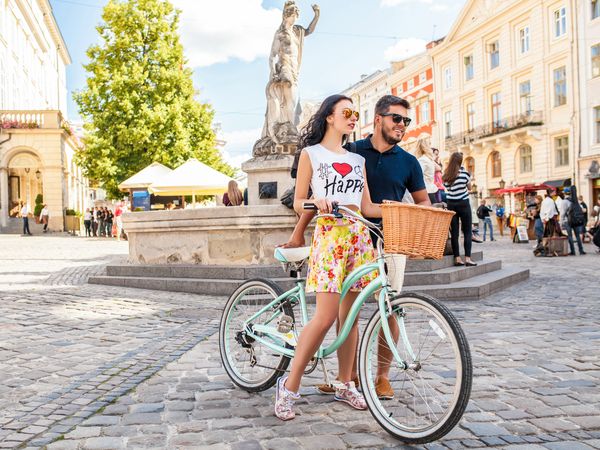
[316, 376, 359, 394]
[375, 377, 394, 400]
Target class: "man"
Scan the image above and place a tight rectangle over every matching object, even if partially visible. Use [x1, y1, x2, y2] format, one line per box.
[476, 200, 494, 241]
[578, 195, 588, 242]
[19, 201, 32, 236]
[283, 95, 431, 399]
[563, 187, 586, 255]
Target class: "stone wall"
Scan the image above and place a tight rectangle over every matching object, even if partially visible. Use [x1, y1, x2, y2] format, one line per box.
[122, 205, 312, 265]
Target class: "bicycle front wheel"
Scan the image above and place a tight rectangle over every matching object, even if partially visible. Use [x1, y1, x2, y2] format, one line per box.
[359, 292, 472, 444]
[219, 278, 294, 392]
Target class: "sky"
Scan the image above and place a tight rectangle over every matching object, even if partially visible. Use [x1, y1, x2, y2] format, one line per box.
[48, 0, 463, 168]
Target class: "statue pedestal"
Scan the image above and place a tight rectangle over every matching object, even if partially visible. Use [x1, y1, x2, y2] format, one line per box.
[242, 154, 295, 206]
[122, 205, 312, 265]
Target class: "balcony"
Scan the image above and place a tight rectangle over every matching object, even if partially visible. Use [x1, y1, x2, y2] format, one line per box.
[1, 110, 65, 130]
[445, 111, 543, 151]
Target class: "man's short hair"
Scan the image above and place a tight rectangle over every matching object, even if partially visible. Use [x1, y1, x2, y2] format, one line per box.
[375, 95, 410, 116]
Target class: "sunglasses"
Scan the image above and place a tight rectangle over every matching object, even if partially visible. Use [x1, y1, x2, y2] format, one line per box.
[341, 108, 360, 120]
[380, 113, 412, 126]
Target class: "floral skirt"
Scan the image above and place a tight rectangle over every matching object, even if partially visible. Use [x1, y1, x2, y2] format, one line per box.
[306, 216, 377, 294]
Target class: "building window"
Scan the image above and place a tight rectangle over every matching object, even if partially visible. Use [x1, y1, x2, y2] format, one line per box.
[554, 6, 567, 38]
[519, 26, 530, 54]
[444, 67, 452, 88]
[593, 44, 600, 78]
[444, 111, 452, 138]
[491, 92, 502, 129]
[419, 72, 427, 83]
[519, 144, 533, 173]
[408, 79, 414, 90]
[465, 157, 475, 177]
[363, 109, 369, 126]
[420, 100, 430, 124]
[519, 80, 532, 115]
[553, 66, 567, 106]
[490, 151, 502, 178]
[594, 106, 600, 144]
[466, 102, 475, 132]
[555, 136, 569, 166]
[489, 41, 500, 69]
[464, 55, 474, 81]
[593, 0, 600, 20]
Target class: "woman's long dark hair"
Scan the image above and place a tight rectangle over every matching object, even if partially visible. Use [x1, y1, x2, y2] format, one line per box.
[298, 94, 352, 150]
[442, 152, 464, 185]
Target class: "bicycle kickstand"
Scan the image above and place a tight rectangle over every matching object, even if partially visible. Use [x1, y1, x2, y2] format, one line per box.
[319, 359, 333, 387]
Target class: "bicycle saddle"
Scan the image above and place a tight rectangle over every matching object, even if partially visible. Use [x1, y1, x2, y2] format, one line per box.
[274, 246, 311, 263]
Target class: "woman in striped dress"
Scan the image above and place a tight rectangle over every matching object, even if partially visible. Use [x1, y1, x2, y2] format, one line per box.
[442, 152, 477, 267]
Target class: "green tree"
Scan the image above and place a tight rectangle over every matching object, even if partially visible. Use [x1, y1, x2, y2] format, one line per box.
[74, 0, 234, 198]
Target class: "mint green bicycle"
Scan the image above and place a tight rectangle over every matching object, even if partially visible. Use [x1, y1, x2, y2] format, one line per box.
[219, 204, 472, 443]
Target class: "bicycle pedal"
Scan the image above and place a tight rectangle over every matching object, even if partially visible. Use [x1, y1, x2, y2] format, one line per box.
[277, 315, 294, 333]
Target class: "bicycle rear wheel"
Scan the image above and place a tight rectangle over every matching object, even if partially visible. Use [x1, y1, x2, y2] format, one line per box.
[219, 278, 294, 392]
[358, 292, 472, 444]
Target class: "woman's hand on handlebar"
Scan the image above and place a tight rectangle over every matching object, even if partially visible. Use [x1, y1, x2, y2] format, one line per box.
[312, 198, 335, 214]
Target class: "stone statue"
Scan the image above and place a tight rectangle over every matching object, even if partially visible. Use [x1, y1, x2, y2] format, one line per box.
[253, 1, 320, 157]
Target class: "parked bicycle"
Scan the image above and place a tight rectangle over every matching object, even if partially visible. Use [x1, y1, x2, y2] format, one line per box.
[219, 204, 472, 444]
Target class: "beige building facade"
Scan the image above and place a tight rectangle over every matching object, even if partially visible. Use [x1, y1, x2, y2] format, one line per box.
[576, 0, 600, 205]
[0, 0, 89, 232]
[431, 0, 580, 209]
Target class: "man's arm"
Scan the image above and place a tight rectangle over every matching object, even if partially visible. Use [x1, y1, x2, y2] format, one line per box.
[279, 211, 315, 248]
[410, 189, 431, 206]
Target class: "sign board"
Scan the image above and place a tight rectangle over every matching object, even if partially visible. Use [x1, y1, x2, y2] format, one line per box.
[516, 225, 529, 243]
[132, 190, 151, 211]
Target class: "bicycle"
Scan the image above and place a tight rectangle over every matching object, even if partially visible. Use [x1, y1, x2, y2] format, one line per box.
[219, 204, 472, 444]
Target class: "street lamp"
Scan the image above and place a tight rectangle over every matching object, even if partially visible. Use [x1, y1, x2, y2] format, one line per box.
[35, 169, 41, 180]
[499, 178, 506, 189]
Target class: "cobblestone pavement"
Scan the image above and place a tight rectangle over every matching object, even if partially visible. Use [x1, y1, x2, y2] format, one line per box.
[1, 234, 600, 449]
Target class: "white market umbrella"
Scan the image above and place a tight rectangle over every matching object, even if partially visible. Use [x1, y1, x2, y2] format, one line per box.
[148, 158, 235, 205]
[118, 162, 173, 190]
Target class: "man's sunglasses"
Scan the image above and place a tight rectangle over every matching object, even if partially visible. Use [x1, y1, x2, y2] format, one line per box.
[341, 108, 360, 120]
[380, 113, 412, 126]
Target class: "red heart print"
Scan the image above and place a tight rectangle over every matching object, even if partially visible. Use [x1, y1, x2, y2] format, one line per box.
[332, 163, 352, 177]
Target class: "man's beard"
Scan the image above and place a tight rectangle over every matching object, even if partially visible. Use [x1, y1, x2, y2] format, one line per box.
[382, 126, 404, 145]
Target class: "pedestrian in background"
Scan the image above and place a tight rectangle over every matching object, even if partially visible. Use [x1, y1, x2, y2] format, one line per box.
[19, 201, 32, 236]
[114, 202, 124, 241]
[97, 208, 105, 237]
[564, 186, 586, 255]
[477, 199, 495, 241]
[83, 208, 92, 237]
[432, 148, 445, 203]
[223, 180, 244, 206]
[91, 207, 99, 237]
[494, 202, 505, 237]
[40, 204, 50, 233]
[105, 207, 113, 237]
[415, 137, 439, 204]
[443, 152, 476, 267]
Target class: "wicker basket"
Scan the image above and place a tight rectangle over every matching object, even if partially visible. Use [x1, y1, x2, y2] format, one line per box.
[381, 202, 455, 259]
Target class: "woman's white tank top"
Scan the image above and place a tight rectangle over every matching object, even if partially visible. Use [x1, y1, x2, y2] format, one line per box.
[304, 144, 366, 208]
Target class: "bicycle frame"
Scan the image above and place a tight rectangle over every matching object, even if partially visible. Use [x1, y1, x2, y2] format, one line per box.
[243, 251, 409, 369]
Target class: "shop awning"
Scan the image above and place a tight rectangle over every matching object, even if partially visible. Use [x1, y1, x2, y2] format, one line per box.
[542, 178, 571, 188]
[148, 158, 235, 196]
[495, 183, 555, 195]
[118, 162, 173, 190]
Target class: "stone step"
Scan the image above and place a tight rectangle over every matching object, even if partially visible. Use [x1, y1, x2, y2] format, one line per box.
[405, 267, 530, 301]
[90, 264, 529, 301]
[104, 251, 486, 279]
[403, 259, 502, 286]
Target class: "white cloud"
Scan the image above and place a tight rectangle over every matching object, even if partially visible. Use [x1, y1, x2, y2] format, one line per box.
[383, 38, 427, 62]
[219, 128, 262, 169]
[429, 4, 450, 12]
[172, 0, 281, 67]
[381, 0, 433, 5]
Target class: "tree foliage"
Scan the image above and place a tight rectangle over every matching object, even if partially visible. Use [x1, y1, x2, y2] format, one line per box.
[74, 0, 234, 198]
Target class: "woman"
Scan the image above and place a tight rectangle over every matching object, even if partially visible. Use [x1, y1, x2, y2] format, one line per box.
[223, 180, 244, 206]
[83, 208, 92, 237]
[443, 152, 476, 267]
[415, 137, 439, 204]
[274, 94, 382, 421]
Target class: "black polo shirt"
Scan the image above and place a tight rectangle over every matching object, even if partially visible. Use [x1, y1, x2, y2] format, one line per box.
[346, 136, 425, 222]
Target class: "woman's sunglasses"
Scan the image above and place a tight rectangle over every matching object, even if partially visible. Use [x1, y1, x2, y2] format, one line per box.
[380, 113, 412, 126]
[341, 108, 360, 120]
